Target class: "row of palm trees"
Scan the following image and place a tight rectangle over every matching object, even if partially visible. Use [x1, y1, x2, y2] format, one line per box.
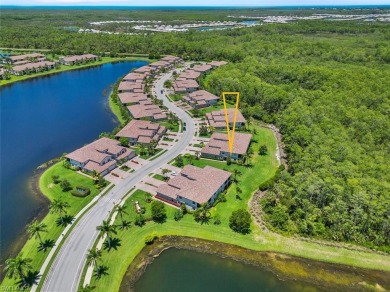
[3, 199, 71, 287]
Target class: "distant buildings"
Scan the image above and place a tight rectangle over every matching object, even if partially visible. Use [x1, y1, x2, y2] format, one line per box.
[11, 61, 56, 76]
[60, 54, 98, 65]
[116, 120, 166, 145]
[201, 132, 252, 161]
[192, 64, 213, 74]
[156, 165, 231, 209]
[8, 53, 45, 65]
[65, 137, 135, 176]
[206, 108, 246, 129]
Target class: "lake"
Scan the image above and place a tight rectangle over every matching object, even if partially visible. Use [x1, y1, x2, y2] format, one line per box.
[0, 60, 147, 260]
[135, 249, 324, 292]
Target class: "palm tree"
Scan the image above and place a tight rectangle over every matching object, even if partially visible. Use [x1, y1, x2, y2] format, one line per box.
[96, 220, 117, 249]
[4, 254, 33, 286]
[195, 151, 200, 160]
[27, 219, 48, 245]
[86, 248, 102, 269]
[94, 265, 109, 280]
[79, 284, 95, 292]
[194, 203, 211, 224]
[232, 169, 242, 183]
[114, 204, 128, 229]
[49, 199, 70, 225]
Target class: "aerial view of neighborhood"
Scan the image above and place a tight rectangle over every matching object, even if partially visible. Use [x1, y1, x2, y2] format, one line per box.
[0, 2, 389, 292]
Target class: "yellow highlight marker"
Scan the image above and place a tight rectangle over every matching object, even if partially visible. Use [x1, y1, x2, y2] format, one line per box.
[222, 92, 240, 155]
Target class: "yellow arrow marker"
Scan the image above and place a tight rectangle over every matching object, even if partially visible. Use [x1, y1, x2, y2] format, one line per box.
[222, 92, 240, 155]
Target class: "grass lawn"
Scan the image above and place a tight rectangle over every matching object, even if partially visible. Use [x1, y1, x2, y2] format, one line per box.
[1, 162, 101, 287]
[169, 93, 184, 102]
[87, 125, 390, 292]
[0, 57, 150, 87]
[158, 121, 180, 132]
[152, 174, 166, 181]
[133, 146, 163, 160]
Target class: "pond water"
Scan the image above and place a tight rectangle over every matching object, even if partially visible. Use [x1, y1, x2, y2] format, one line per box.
[135, 248, 325, 292]
[0, 60, 147, 260]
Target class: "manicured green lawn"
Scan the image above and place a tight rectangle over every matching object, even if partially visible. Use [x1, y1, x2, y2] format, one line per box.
[1, 162, 101, 287]
[158, 120, 180, 132]
[169, 93, 184, 101]
[152, 174, 166, 181]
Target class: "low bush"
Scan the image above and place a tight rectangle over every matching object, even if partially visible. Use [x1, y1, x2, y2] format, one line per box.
[71, 186, 91, 197]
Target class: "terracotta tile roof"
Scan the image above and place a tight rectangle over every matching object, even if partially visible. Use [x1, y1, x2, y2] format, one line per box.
[123, 72, 146, 81]
[134, 66, 154, 73]
[118, 81, 144, 92]
[127, 104, 166, 120]
[116, 120, 165, 143]
[208, 60, 228, 67]
[160, 55, 181, 63]
[157, 165, 231, 204]
[201, 132, 252, 156]
[118, 93, 149, 104]
[206, 108, 246, 128]
[10, 53, 45, 62]
[66, 137, 131, 164]
[187, 90, 219, 103]
[12, 61, 55, 72]
[178, 70, 201, 80]
[62, 54, 98, 62]
[84, 159, 116, 173]
[192, 64, 212, 73]
[173, 79, 199, 92]
[150, 61, 170, 68]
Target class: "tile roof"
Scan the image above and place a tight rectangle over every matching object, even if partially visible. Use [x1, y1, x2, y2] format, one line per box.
[178, 70, 201, 80]
[173, 79, 199, 92]
[10, 53, 45, 62]
[157, 165, 231, 204]
[160, 55, 181, 63]
[118, 81, 144, 92]
[127, 104, 166, 120]
[208, 60, 228, 67]
[134, 66, 154, 73]
[116, 120, 165, 143]
[123, 72, 146, 81]
[118, 92, 149, 104]
[206, 108, 246, 128]
[150, 61, 170, 68]
[187, 90, 219, 103]
[192, 64, 212, 73]
[66, 137, 131, 164]
[12, 61, 55, 72]
[201, 132, 252, 156]
[62, 54, 98, 62]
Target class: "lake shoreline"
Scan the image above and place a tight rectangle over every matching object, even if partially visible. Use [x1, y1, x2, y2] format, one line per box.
[120, 236, 390, 292]
[0, 158, 59, 281]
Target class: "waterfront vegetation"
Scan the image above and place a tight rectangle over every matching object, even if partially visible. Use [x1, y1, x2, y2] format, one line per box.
[1, 162, 100, 287]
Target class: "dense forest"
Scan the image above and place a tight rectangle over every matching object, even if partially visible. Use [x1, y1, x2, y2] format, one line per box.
[1, 8, 389, 251]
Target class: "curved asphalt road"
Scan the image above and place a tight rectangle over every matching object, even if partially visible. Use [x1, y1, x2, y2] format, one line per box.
[42, 70, 195, 291]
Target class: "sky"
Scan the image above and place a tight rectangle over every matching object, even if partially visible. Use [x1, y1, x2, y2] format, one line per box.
[1, 0, 390, 6]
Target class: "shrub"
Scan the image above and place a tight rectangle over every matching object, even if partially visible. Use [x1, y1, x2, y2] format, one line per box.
[52, 175, 60, 184]
[229, 209, 251, 234]
[259, 145, 268, 155]
[135, 214, 145, 227]
[174, 209, 184, 221]
[71, 186, 91, 197]
[213, 214, 221, 225]
[60, 179, 72, 192]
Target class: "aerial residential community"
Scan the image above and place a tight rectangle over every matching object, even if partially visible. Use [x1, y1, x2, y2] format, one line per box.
[1, 5, 389, 292]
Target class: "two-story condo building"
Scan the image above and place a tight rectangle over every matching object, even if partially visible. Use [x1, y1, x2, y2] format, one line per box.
[206, 108, 246, 129]
[116, 120, 166, 145]
[201, 132, 252, 161]
[65, 137, 135, 176]
[156, 165, 231, 209]
[183, 90, 220, 108]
